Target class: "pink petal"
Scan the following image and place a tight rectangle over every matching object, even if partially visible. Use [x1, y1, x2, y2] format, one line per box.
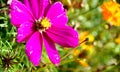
[26, 31, 42, 66]
[40, 0, 50, 17]
[46, 2, 68, 25]
[17, 21, 35, 42]
[23, 0, 50, 19]
[42, 32, 60, 66]
[10, 0, 34, 27]
[22, 0, 31, 11]
[46, 25, 79, 48]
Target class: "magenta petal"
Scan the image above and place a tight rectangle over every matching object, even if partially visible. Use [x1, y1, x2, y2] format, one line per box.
[38, 0, 50, 17]
[26, 31, 42, 66]
[10, 0, 34, 27]
[22, 0, 31, 11]
[17, 21, 35, 42]
[46, 2, 68, 25]
[23, 0, 50, 19]
[46, 25, 79, 48]
[25, 0, 39, 19]
[43, 33, 60, 66]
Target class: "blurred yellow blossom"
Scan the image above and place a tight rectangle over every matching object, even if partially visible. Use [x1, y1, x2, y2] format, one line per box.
[101, 0, 120, 26]
[76, 31, 95, 59]
[115, 36, 120, 44]
[73, 44, 94, 65]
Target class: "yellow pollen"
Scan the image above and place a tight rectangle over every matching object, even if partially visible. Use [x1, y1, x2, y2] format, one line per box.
[40, 18, 51, 29]
[36, 17, 51, 31]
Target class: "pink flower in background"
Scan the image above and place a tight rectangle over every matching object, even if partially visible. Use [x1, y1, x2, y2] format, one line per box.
[10, 0, 79, 66]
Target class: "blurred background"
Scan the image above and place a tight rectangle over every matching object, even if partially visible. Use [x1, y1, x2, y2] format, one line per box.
[0, 0, 120, 72]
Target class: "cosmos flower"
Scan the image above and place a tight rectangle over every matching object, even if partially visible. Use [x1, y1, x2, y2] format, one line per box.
[101, 0, 120, 26]
[9, 0, 78, 66]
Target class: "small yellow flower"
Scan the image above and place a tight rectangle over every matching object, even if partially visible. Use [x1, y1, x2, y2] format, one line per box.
[101, 0, 120, 26]
[73, 44, 94, 58]
[115, 36, 120, 44]
[72, 31, 95, 67]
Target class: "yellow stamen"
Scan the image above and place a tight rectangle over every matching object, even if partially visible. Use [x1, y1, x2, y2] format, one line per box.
[40, 18, 51, 29]
[36, 17, 51, 31]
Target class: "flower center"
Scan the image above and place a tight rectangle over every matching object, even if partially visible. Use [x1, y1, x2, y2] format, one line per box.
[36, 17, 51, 31]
